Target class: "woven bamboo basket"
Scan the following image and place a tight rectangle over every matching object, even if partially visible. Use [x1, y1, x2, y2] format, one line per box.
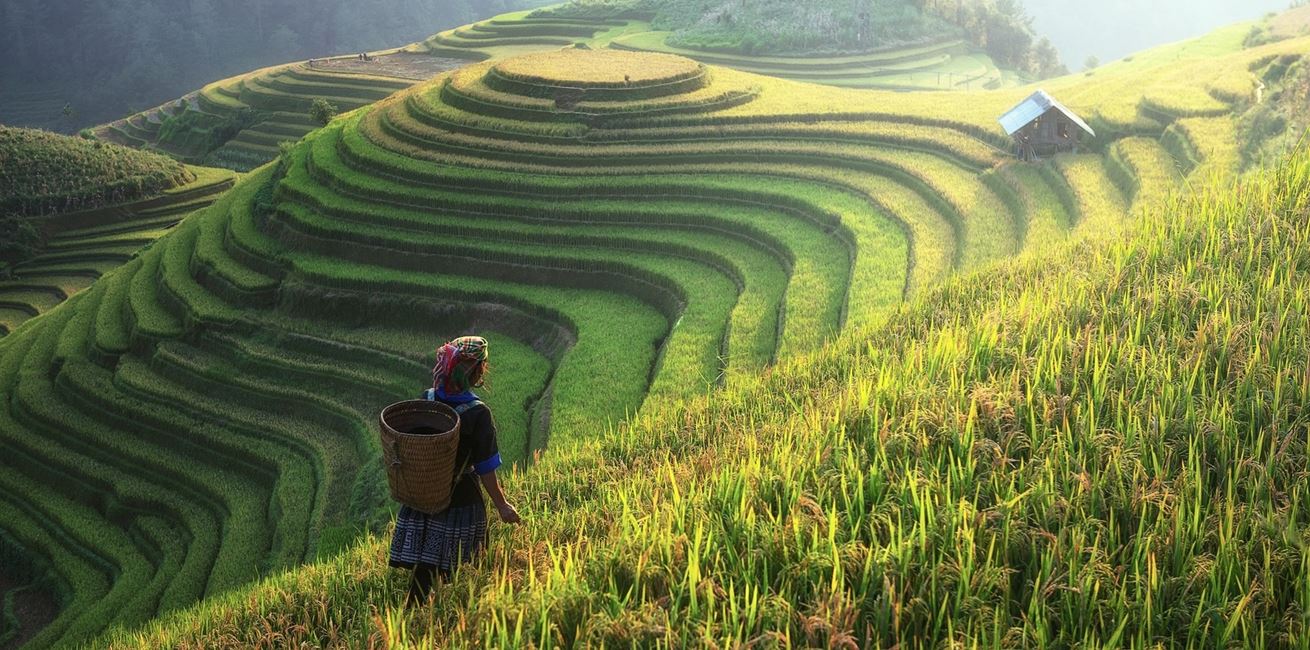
[379, 400, 462, 514]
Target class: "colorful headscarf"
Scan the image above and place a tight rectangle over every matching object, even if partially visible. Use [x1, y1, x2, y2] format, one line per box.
[432, 336, 489, 394]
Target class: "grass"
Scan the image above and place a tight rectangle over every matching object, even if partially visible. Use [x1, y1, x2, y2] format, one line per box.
[1053, 154, 1129, 239]
[0, 127, 191, 217]
[492, 49, 703, 87]
[995, 163, 1073, 253]
[279, 146, 791, 375]
[1107, 137, 1185, 214]
[1174, 117, 1243, 180]
[0, 306, 271, 646]
[607, 30, 1007, 92]
[98, 121, 1310, 650]
[97, 58, 429, 171]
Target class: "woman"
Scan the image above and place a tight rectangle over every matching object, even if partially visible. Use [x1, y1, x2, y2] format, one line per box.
[389, 335, 521, 605]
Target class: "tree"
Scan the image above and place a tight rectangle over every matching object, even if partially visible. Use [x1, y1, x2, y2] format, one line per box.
[983, 9, 1032, 71]
[0, 213, 43, 277]
[310, 98, 339, 126]
[1084, 55, 1101, 71]
[1031, 37, 1067, 79]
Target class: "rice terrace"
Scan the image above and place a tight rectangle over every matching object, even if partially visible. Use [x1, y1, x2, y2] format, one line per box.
[1, 0, 1309, 647]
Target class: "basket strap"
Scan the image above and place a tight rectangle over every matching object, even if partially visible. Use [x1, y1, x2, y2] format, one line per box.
[424, 388, 483, 415]
[451, 400, 484, 495]
[453, 400, 483, 415]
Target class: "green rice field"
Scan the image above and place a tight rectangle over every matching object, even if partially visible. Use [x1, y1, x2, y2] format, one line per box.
[1, 5, 1309, 648]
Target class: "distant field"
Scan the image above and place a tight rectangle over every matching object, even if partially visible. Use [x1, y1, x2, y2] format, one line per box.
[95, 7, 1026, 172]
[609, 31, 1007, 90]
[0, 89, 70, 133]
[1272, 4, 1310, 37]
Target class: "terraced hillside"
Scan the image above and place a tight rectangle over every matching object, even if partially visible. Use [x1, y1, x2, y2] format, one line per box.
[609, 33, 1019, 90]
[421, 8, 1022, 91]
[0, 90, 70, 133]
[0, 127, 237, 341]
[93, 56, 457, 172]
[113, 119, 1310, 650]
[3, 25, 1306, 649]
[93, 6, 1026, 172]
[419, 10, 648, 57]
[91, 10, 656, 172]
[0, 167, 237, 338]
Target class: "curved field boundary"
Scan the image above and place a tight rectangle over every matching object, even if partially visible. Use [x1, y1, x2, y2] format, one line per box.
[0, 168, 236, 340]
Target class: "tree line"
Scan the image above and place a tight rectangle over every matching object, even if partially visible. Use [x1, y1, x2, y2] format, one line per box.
[914, 0, 1067, 78]
[544, 0, 1065, 76]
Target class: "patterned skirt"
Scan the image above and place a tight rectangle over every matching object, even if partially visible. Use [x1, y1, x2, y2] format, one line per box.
[388, 503, 489, 571]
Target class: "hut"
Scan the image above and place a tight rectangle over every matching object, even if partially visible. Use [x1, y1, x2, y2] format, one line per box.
[999, 89, 1095, 161]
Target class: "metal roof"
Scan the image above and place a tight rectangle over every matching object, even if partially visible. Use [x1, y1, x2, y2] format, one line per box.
[998, 89, 1095, 137]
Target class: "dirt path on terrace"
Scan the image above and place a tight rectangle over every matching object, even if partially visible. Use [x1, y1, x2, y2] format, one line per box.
[310, 53, 472, 80]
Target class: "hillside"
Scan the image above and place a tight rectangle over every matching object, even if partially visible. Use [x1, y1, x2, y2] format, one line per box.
[0, 128, 237, 338]
[537, 0, 958, 54]
[92, 58, 441, 171]
[540, 0, 1064, 79]
[0, 127, 192, 217]
[102, 138, 1310, 649]
[358, 4, 1037, 91]
[0, 15, 1304, 644]
[95, 3, 1042, 172]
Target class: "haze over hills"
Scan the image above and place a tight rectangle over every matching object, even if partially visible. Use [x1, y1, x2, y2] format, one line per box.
[1029, 0, 1295, 68]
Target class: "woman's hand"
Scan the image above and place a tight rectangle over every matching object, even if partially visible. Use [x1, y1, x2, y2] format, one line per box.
[496, 502, 521, 524]
[480, 470, 521, 524]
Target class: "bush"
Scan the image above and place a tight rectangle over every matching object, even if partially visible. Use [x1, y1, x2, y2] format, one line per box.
[309, 98, 339, 126]
[0, 127, 191, 216]
[0, 213, 43, 275]
[215, 108, 264, 147]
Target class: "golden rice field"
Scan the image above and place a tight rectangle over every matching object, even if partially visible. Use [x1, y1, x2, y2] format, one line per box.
[493, 49, 701, 86]
[95, 5, 1027, 173]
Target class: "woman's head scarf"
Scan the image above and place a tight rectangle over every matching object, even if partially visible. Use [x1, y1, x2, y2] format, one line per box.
[432, 336, 489, 394]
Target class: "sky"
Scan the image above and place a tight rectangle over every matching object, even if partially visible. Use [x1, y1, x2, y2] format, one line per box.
[1026, 0, 1294, 69]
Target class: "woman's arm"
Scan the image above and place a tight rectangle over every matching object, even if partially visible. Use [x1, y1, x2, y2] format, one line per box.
[479, 471, 521, 524]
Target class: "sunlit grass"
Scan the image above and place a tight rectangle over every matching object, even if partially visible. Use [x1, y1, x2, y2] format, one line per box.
[102, 142, 1310, 649]
[493, 49, 703, 87]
